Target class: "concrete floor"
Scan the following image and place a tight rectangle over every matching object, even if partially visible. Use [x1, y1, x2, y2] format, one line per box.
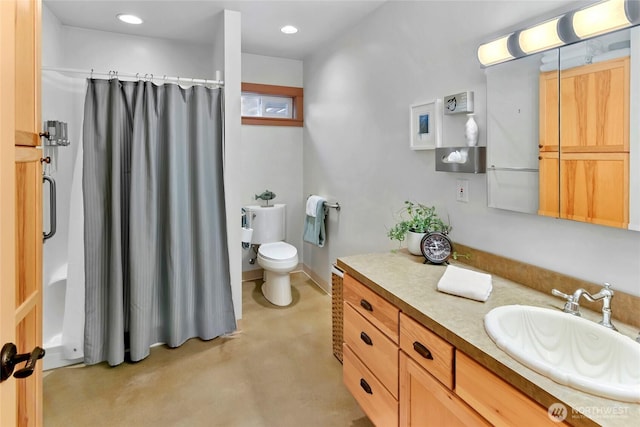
[43, 272, 373, 427]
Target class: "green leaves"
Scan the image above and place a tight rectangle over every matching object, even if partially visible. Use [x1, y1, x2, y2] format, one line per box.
[387, 201, 451, 242]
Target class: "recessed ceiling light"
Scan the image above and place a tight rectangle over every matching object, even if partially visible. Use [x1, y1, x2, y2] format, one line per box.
[117, 14, 143, 25]
[280, 25, 298, 35]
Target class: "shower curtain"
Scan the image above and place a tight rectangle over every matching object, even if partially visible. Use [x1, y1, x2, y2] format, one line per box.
[82, 78, 236, 366]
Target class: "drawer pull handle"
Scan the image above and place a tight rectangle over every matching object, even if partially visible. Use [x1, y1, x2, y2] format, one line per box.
[413, 341, 434, 360]
[360, 378, 373, 394]
[360, 299, 373, 311]
[360, 332, 373, 346]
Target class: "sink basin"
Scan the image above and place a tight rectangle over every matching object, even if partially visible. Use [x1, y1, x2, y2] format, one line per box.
[484, 305, 640, 402]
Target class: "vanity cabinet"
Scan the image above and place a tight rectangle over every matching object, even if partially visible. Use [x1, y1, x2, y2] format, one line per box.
[342, 273, 567, 427]
[457, 352, 562, 426]
[538, 56, 630, 228]
[399, 313, 488, 426]
[342, 273, 400, 426]
[400, 353, 489, 427]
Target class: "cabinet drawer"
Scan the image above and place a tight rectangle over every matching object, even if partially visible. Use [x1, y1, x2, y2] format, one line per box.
[456, 352, 566, 426]
[344, 273, 399, 343]
[343, 344, 398, 427]
[399, 313, 454, 390]
[344, 303, 398, 398]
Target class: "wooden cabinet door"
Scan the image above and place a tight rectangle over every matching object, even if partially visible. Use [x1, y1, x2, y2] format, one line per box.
[538, 152, 559, 218]
[399, 352, 489, 427]
[560, 57, 629, 154]
[1, 0, 43, 426]
[538, 70, 559, 153]
[456, 352, 566, 426]
[560, 152, 629, 228]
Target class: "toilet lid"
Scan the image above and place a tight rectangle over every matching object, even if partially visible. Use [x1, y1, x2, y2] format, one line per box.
[259, 242, 297, 260]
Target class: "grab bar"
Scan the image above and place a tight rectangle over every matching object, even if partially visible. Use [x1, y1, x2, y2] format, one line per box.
[43, 175, 56, 241]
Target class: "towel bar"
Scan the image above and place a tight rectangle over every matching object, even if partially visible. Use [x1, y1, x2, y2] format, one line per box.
[307, 194, 341, 212]
[324, 202, 340, 211]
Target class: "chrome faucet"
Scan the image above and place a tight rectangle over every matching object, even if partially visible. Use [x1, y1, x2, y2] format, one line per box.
[551, 283, 617, 331]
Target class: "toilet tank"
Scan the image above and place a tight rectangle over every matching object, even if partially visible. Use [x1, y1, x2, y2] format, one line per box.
[245, 204, 285, 244]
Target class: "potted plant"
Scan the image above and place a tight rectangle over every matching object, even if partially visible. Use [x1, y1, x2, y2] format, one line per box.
[387, 201, 451, 255]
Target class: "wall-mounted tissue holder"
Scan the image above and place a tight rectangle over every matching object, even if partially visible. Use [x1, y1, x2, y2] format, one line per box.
[435, 146, 486, 174]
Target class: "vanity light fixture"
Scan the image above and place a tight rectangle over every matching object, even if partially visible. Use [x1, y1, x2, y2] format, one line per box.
[573, 0, 632, 38]
[518, 18, 564, 54]
[280, 25, 298, 34]
[477, 0, 640, 67]
[117, 14, 143, 25]
[477, 34, 514, 66]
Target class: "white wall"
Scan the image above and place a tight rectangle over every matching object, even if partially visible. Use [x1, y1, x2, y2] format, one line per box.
[240, 54, 304, 272]
[303, 1, 640, 296]
[216, 10, 244, 319]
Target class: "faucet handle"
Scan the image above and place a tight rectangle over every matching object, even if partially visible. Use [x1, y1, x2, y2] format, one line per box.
[551, 289, 581, 315]
[551, 289, 571, 300]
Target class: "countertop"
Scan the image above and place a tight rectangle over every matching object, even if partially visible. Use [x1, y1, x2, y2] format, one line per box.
[337, 250, 640, 427]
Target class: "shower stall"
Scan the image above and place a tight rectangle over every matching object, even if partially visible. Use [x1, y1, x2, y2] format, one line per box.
[41, 70, 86, 370]
[40, 5, 243, 370]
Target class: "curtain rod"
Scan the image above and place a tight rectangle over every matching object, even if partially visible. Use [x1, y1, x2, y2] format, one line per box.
[41, 66, 224, 86]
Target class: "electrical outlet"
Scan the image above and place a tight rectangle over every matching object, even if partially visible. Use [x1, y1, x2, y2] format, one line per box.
[456, 179, 469, 202]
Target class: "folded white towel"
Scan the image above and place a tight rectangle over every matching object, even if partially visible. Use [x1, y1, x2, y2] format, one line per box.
[437, 265, 493, 302]
[592, 47, 630, 64]
[306, 195, 325, 217]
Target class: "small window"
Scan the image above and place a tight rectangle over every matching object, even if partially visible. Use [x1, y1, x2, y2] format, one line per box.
[241, 94, 293, 119]
[241, 83, 303, 127]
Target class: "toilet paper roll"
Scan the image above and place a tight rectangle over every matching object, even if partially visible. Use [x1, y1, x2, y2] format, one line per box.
[241, 227, 253, 244]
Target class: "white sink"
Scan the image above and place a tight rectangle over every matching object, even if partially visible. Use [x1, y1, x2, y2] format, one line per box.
[484, 305, 640, 403]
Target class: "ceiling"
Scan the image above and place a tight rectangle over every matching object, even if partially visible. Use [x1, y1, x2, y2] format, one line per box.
[43, 0, 387, 60]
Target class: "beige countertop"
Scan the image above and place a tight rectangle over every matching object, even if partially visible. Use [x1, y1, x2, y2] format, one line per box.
[337, 250, 640, 427]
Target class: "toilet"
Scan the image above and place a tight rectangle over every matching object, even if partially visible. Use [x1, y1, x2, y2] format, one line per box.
[245, 204, 298, 306]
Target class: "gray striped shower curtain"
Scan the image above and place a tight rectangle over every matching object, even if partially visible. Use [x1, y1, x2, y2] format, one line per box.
[82, 79, 236, 366]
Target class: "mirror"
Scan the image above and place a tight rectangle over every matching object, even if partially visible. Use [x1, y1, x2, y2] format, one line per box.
[487, 26, 639, 231]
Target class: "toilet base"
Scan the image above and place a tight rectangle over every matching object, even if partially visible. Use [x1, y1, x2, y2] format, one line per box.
[261, 270, 292, 306]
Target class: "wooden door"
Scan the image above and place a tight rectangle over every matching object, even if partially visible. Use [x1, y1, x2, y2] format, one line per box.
[1, 0, 43, 426]
[559, 57, 629, 153]
[538, 70, 559, 153]
[538, 70, 559, 219]
[560, 152, 629, 228]
[538, 152, 559, 218]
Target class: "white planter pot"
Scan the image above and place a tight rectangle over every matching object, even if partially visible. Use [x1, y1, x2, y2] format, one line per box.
[406, 231, 427, 256]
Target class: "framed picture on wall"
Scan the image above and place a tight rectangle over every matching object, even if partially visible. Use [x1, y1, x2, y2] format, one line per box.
[410, 99, 442, 150]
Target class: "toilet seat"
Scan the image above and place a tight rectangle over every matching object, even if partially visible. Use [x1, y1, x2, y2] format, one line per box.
[258, 242, 297, 261]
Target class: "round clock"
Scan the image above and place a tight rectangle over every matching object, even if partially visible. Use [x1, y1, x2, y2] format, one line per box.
[420, 232, 453, 264]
